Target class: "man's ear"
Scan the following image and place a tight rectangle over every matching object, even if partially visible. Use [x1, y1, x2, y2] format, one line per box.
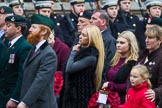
[146, 9, 150, 15]
[16, 26, 22, 33]
[40, 29, 47, 36]
[101, 19, 106, 26]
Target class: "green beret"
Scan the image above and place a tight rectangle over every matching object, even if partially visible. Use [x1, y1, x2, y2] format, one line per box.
[0, 6, 13, 14]
[30, 14, 54, 30]
[147, 17, 162, 27]
[5, 15, 27, 26]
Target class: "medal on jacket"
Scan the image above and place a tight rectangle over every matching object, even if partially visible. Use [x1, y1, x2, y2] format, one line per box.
[149, 61, 155, 66]
[9, 54, 15, 64]
[96, 90, 108, 105]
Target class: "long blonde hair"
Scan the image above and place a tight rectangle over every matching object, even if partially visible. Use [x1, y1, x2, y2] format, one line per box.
[111, 31, 139, 66]
[84, 25, 105, 90]
[131, 64, 152, 89]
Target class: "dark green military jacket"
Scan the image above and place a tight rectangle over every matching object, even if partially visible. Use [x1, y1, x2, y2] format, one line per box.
[0, 34, 8, 72]
[0, 36, 32, 108]
[0, 39, 7, 70]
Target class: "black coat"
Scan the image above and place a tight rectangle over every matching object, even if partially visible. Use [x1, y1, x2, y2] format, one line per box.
[101, 28, 116, 83]
[60, 47, 98, 108]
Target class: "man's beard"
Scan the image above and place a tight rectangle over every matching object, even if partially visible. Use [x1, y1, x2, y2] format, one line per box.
[27, 31, 42, 45]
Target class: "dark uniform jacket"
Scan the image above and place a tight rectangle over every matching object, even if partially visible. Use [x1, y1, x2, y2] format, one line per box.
[50, 13, 65, 42]
[0, 36, 32, 108]
[0, 34, 8, 71]
[116, 11, 146, 49]
[101, 28, 116, 83]
[109, 20, 127, 39]
[61, 12, 79, 47]
[0, 39, 7, 72]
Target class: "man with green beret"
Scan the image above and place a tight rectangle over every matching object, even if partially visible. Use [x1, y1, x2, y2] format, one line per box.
[0, 5, 13, 47]
[17, 14, 58, 108]
[0, 15, 32, 108]
[0, 6, 13, 78]
[7, 0, 24, 16]
[0, 6, 13, 41]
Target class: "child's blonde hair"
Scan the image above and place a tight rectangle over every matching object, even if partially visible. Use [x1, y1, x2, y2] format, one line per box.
[131, 64, 152, 89]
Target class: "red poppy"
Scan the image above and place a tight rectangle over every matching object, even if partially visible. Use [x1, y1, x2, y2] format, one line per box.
[88, 88, 121, 108]
[54, 71, 64, 96]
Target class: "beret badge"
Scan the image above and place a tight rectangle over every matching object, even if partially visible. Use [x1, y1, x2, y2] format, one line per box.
[11, 17, 15, 21]
[147, 16, 152, 24]
[79, 9, 84, 17]
[0, 8, 5, 14]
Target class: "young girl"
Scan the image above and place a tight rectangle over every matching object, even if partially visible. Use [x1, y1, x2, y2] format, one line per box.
[119, 64, 156, 108]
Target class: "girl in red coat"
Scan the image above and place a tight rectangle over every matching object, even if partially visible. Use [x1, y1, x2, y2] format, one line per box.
[119, 64, 156, 108]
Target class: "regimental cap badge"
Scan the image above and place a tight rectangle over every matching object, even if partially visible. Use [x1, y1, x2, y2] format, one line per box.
[79, 10, 92, 20]
[0, 6, 13, 14]
[11, 17, 15, 21]
[79, 9, 84, 17]
[0, 8, 5, 14]
[147, 16, 152, 24]
[5, 15, 27, 26]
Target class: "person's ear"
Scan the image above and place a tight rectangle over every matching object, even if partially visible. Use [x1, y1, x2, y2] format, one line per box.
[101, 19, 106, 26]
[16, 26, 21, 33]
[40, 29, 47, 36]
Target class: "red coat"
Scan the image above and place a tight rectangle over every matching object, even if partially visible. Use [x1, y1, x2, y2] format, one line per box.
[53, 37, 70, 71]
[119, 82, 156, 108]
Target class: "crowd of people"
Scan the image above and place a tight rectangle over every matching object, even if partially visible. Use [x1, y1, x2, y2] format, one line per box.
[0, 0, 162, 108]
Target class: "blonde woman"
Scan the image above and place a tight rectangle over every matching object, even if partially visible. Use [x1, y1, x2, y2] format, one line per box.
[102, 31, 139, 104]
[60, 25, 105, 108]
